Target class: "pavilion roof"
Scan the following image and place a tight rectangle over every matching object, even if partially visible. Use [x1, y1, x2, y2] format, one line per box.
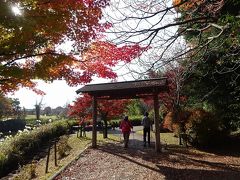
[76, 78, 168, 99]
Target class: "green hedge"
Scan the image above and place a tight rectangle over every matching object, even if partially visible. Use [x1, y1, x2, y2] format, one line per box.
[0, 119, 26, 133]
[0, 119, 77, 178]
[110, 115, 142, 127]
[185, 109, 228, 147]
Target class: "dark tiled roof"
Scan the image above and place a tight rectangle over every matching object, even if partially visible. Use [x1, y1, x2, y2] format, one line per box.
[76, 78, 168, 99]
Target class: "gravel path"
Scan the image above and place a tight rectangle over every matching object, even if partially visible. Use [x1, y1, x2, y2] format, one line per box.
[54, 137, 240, 180]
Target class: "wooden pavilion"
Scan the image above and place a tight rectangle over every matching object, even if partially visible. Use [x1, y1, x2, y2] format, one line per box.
[76, 78, 168, 152]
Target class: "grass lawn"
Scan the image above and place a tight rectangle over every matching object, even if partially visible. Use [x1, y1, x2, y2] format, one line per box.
[36, 135, 91, 180]
[24, 115, 74, 126]
[135, 130, 179, 145]
[25, 115, 59, 120]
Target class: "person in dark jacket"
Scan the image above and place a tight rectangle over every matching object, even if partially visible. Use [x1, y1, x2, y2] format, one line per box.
[142, 112, 152, 147]
[120, 116, 133, 148]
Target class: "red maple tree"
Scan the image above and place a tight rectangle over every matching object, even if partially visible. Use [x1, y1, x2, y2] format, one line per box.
[0, 0, 146, 94]
[68, 94, 130, 138]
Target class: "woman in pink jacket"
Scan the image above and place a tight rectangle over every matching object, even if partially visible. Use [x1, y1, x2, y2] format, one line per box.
[120, 116, 133, 148]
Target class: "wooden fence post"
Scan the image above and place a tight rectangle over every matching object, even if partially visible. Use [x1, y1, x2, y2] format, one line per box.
[45, 143, 51, 173]
[54, 140, 57, 166]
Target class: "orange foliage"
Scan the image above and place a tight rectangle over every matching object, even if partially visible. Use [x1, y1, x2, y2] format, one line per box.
[163, 108, 213, 136]
[173, 0, 225, 15]
[185, 108, 212, 130]
[162, 112, 174, 131]
[173, 0, 205, 11]
[1, 0, 147, 95]
[162, 110, 190, 133]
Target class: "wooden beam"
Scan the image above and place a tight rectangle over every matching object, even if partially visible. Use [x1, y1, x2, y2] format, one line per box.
[94, 94, 155, 100]
[92, 95, 97, 148]
[153, 94, 161, 152]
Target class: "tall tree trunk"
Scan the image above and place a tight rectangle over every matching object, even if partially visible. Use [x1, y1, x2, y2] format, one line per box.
[36, 105, 40, 120]
[100, 112, 108, 139]
[103, 119, 108, 138]
[80, 125, 83, 137]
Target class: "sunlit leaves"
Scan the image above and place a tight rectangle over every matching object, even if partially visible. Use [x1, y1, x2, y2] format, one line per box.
[0, 0, 112, 93]
[68, 94, 92, 121]
[0, 0, 147, 94]
[75, 41, 147, 80]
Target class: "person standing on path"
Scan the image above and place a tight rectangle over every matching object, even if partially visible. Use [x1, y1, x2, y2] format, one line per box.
[142, 112, 152, 147]
[120, 116, 133, 148]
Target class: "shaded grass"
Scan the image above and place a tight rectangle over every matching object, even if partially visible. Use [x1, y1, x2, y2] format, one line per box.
[12, 132, 121, 180]
[135, 130, 179, 145]
[33, 135, 91, 180]
[136, 130, 240, 158]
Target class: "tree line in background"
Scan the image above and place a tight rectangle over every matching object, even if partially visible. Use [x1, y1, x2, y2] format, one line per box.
[0, 93, 69, 120]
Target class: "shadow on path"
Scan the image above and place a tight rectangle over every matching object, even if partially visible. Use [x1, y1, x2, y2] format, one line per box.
[97, 142, 240, 180]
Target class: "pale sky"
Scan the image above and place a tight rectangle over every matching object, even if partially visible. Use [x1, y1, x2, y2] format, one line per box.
[8, 80, 79, 109]
[8, 78, 110, 109]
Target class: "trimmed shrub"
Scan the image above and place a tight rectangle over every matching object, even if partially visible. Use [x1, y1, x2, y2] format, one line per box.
[129, 117, 142, 126]
[185, 109, 227, 147]
[110, 116, 142, 127]
[0, 119, 26, 133]
[162, 109, 228, 147]
[162, 111, 190, 136]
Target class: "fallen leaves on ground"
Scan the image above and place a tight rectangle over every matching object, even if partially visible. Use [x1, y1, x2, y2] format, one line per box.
[54, 140, 240, 180]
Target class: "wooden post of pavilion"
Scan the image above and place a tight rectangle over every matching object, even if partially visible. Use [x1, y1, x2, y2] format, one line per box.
[92, 95, 97, 148]
[153, 93, 161, 152]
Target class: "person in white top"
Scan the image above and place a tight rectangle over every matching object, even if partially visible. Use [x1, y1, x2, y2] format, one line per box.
[142, 112, 152, 147]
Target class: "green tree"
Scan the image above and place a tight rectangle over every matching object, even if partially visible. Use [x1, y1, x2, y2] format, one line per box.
[178, 0, 240, 131]
[35, 99, 42, 120]
[10, 98, 21, 118]
[127, 99, 149, 116]
[43, 106, 52, 116]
